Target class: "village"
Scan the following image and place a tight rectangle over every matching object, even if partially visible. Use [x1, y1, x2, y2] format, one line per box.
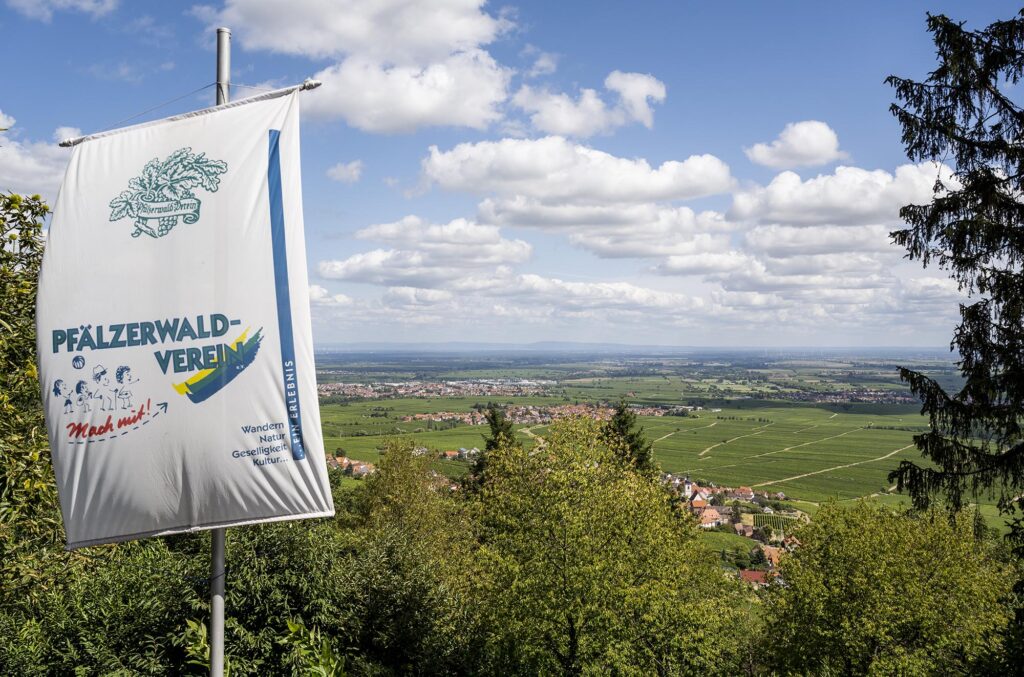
[660, 473, 806, 586]
[317, 378, 555, 400]
[777, 388, 920, 406]
[399, 402, 693, 427]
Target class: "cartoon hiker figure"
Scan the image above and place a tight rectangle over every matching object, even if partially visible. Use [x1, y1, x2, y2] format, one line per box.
[116, 366, 138, 410]
[53, 379, 73, 414]
[75, 380, 92, 413]
[93, 365, 115, 411]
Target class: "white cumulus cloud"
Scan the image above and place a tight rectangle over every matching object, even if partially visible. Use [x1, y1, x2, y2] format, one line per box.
[656, 252, 756, 276]
[744, 120, 848, 168]
[198, 0, 513, 133]
[525, 50, 558, 78]
[383, 287, 454, 306]
[305, 51, 510, 133]
[423, 136, 732, 204]
[743, 224, 895, 257]
[730, 163, 953, 226]
[478, 198, 734, 259]
[0, 127, 76, 202]
[512, 70, 666, 137]
[309, 285, 354, 306]
[203, 0, 509, 63]
[319, 216, 530, 286]
[507, 273, 700, 311]
[327, 160, 363, 183]
[7, 0, 116, 21]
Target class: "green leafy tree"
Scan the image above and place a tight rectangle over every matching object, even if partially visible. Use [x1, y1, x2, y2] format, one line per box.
[468, 404, 518, 489]
[763, 501, 1012, 675]
[337, 439, 480, 673]
[886, 10, 1024, 523]
[476, 417, 751, 675]
[1, 538, 203, 675]
[603, 399, 656, 475]
[279, 619, 347, 676]
[0, 193, 64, 607]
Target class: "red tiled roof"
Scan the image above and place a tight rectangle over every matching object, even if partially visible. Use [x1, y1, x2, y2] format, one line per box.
[739, 570, 769, 585]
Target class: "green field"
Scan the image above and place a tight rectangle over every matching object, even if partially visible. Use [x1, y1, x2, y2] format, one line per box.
[752, 513, 802, 535]
[698, 530, 759, 553]
[313, 366, 1007, 531]
[644, 406, 925, 502]
[319, 399, 928, 504]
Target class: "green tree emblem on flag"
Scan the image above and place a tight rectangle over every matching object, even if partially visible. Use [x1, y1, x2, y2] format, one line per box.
[108, 147, 228, 238]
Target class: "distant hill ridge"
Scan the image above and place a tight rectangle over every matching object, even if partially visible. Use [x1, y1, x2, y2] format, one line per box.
[313, 341, 954, 359]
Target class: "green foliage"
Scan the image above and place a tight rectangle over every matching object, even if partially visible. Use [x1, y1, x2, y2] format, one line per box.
[176, 619, 215, 674]
[467, 404, 519, 489]
[0, 208, 1016, 677]
[886, 11, 1024, 517]
[476, 417, 752, 675]
[603, 399, 657, 475]
[482, 403, 515, 453]
[763, 501, 1013, 675]
[0, 539, 203, 675]
[338, 439, 480, 673]
[280, 619, 347, 676]
[0, 192, 65, 608]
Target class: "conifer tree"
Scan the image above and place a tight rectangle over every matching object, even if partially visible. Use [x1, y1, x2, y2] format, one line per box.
[467, 404, 517, 489]
[886, 10, 1024, 526]
[483, 404, 515, 452]
[603, 399, 657, 475]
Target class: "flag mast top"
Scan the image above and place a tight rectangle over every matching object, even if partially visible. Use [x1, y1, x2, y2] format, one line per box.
[216, 27, 231, 106]
[57, 24, 320, 150]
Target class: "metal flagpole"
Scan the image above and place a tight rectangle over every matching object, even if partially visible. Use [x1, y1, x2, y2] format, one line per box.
[216, 27, 231, 106]
[210, 27, 230, 677]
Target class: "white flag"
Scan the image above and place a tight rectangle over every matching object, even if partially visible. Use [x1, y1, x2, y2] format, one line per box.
[37, 89, 334, 549]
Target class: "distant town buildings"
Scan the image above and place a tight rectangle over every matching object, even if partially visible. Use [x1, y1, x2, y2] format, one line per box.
[397, 403, 683, 426]
[317, 378, 554, 400]
[329, 455, 377, 478]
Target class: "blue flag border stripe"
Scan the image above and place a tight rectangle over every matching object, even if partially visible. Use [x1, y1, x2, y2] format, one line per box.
[268, 129, 306, 461]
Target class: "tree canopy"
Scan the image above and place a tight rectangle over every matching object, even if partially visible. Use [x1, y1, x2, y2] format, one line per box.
[468, 403, 519, 489]
[887, 10, 1024, 523]
[603, 399, 657, 475]
[0, 192, 62, 604]
[763, 501, 1013, 675]
[476, 416, 749, 675]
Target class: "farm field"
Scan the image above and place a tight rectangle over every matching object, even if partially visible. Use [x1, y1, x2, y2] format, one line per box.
[314, 350, 1006, 530]
[320, 396, 567, 435]
[645, 406, 925, 502]
[320, 398, 931, 505]
[698, 530, 759, 558]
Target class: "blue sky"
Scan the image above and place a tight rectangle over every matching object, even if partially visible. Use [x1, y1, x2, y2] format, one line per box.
[2, 0, 1020, 347]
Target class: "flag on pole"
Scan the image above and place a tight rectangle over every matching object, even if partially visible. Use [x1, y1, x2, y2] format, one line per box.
[37, 88, 335, 549]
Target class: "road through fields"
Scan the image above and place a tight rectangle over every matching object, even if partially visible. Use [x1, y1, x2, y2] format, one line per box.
[699, 423, 773, 457]
[654, 420, 718, 444]
[752, 444, 915, 487]
[743, 427, 865, 460]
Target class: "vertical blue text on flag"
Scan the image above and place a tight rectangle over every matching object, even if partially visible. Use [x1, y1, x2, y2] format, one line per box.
[268, 129, 305, 461]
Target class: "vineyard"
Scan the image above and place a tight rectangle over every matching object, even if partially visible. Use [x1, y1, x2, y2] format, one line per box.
[752, 513, 803, 536]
